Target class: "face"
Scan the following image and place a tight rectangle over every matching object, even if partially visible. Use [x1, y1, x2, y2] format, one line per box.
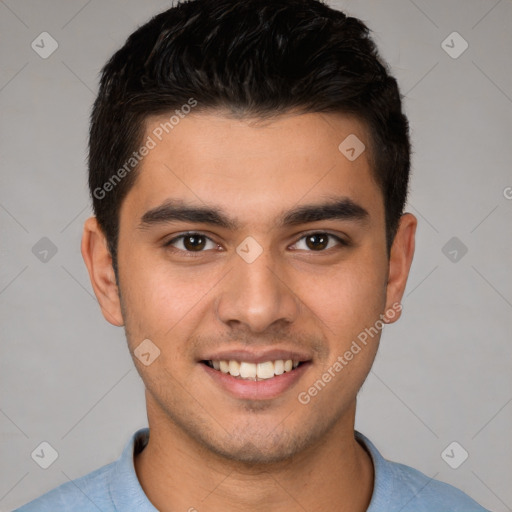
[84, 111, 415, 464]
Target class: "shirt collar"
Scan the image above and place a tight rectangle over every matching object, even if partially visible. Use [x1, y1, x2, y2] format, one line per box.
[355, 430, 394, 511]
[109, 427, 158, 511]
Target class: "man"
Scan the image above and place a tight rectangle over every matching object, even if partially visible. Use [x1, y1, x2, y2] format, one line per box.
[16, 0, 490, 510]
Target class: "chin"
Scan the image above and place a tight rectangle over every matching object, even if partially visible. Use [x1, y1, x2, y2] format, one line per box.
[194, 421, 326, 467]
[208, 437, 301, 465]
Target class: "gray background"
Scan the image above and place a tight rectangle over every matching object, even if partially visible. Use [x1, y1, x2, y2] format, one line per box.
[1, 0, 511, 511]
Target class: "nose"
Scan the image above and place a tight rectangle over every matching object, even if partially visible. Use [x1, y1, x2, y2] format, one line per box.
[215, 243, 301, 333]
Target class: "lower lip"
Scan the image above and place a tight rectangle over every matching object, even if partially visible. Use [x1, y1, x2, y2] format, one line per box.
[201, 362, 311, 400]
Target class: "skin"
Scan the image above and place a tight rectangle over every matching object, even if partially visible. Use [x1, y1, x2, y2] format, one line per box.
[82, 111, 416, 512]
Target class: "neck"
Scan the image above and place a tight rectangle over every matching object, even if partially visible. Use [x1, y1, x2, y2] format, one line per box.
[134, 401, 374, 512]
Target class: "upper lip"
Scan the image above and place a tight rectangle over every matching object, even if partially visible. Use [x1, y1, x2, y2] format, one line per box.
[200, 348, 312, 365]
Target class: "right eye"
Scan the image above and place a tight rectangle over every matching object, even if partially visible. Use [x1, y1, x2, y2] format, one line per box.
[163, 232, 220, 254]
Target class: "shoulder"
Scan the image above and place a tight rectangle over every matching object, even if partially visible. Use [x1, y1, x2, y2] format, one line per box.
[355, 431, 491, 512]
[387, 459, 490, 512]
[14, 428, 152, 512]
[13, 461, 116, 512]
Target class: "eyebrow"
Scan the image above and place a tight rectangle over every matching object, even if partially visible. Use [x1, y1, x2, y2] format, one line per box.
[138, 196, 369, 230]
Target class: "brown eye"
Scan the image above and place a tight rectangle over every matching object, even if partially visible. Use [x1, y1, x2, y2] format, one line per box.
[165, 233, 217, 253]
[291, 232, 347, 252]
[305, 233, 329, 251]
[183, 234, 206, 251]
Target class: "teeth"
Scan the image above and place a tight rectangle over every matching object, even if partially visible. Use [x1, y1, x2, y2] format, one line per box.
[240, 361, 257, 379]
[274, 360, 284, 375]
[257, 361, 275, 379]
[209, 359, 301, 380]
[228, 360, 240, 376]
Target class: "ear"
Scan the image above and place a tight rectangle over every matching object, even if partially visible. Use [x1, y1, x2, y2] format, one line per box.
[383, 213, 417, 323]
[81, 217, 124, 326]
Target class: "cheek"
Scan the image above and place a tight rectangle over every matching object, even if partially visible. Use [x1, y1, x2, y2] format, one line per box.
[297, 258, 386, 404]
[118, 249, 220, 346]
[304, 252, 387, 339]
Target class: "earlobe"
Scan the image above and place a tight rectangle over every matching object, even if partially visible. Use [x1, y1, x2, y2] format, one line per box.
[383, 213, 417, 324]
[81, 217, 124, 327]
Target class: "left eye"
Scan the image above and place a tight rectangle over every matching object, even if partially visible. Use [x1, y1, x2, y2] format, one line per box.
[291, 233, 346, 251]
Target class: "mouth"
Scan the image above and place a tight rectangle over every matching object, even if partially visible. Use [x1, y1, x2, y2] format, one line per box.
[199, 349, 312, 400]
[201, 358, 305, 381]
[200, 354, 312, 401]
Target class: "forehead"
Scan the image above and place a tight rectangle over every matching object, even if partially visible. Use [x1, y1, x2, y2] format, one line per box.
[121, 111, 383, 226]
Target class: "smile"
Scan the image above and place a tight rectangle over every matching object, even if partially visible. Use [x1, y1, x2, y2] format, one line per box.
[203, 359, 302, 380]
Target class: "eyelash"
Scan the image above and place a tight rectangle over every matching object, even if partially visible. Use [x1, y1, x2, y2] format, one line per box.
[163, 231, 349, 256]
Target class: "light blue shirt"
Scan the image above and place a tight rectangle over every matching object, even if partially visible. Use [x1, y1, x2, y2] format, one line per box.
[15, 428, 490, 511]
